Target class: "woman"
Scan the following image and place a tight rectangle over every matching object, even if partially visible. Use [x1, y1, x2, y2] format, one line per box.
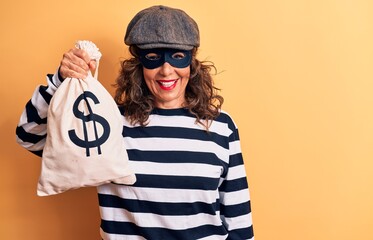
[16, 5, 254, 240]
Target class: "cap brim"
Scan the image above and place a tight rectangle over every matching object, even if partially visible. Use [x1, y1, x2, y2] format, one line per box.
[136, 43, 195, 51]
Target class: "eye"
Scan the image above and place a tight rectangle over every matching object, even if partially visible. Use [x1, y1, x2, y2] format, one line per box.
[171, 52, 186, 60]
[145, 53, 161, 61]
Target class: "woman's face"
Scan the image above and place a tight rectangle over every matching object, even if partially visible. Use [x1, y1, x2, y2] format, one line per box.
[141, 48, 191, 109]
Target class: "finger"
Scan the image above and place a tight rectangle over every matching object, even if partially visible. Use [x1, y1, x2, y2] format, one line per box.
[60, 59, 86, 78]
[60, 58, 88, 79]
[60, 50, 90, 79]
[72, 48, 92, 66]
[65, 49, 90, 71]
[88, 60, 96, 72]
[59, 65, 88, 80]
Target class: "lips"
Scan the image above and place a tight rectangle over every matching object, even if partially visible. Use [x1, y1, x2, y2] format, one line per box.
[157, 79, 178, 90]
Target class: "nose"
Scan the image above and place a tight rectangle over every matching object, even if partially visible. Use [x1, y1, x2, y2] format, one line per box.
[158, 62, 174, 76]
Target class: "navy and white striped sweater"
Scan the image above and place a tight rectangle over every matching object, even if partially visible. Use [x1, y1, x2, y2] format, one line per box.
[16, 72, 254, 240]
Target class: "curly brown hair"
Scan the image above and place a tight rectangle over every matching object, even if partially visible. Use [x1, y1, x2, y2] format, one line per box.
[114, 46, 224, 130]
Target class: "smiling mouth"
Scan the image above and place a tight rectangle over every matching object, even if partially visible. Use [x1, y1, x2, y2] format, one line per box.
[157, 79, 178, 90]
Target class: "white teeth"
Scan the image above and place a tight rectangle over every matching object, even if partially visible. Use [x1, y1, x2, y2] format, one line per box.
[159, 81, 176, 87]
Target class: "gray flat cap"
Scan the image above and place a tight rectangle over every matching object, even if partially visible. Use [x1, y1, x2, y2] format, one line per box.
[124, 5, 200, 50]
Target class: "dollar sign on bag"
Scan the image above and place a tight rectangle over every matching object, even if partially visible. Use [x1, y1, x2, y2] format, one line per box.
[68, 91, 110, 157]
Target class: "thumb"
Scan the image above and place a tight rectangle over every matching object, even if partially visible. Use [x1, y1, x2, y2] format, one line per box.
[89, 60, 97, 72]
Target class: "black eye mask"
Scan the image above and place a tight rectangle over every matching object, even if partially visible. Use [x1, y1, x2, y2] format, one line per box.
[138, 48, 192, 69]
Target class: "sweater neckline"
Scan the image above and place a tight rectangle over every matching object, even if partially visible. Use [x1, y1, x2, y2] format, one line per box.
[152, 107, 190, 116]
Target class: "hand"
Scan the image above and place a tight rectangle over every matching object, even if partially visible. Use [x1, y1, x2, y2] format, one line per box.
[59, 48, 97, 80]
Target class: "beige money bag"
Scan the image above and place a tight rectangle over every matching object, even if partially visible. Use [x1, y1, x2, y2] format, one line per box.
[38, 41, 136, 196]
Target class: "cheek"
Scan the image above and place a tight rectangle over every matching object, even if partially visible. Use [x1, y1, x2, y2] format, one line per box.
[142, 69, 156, 87]
[142, 68, 151, 81]
[178, 68, 191, 79]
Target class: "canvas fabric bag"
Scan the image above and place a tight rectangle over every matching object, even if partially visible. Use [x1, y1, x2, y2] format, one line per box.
[38, 41, 136, 196]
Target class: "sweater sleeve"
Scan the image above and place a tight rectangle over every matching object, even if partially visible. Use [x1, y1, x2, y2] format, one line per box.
[218, 119, 254, 240]
[15, 70, 62, 156]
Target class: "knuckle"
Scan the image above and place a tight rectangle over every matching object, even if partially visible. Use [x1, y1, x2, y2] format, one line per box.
[60, 58, 67, 66]
[80, 50, 91, 62]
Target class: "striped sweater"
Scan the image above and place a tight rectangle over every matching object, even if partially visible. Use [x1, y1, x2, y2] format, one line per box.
[16, 72, 254, 240]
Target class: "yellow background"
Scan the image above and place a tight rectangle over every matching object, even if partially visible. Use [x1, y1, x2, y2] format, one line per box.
[1, 0, 372, 239]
